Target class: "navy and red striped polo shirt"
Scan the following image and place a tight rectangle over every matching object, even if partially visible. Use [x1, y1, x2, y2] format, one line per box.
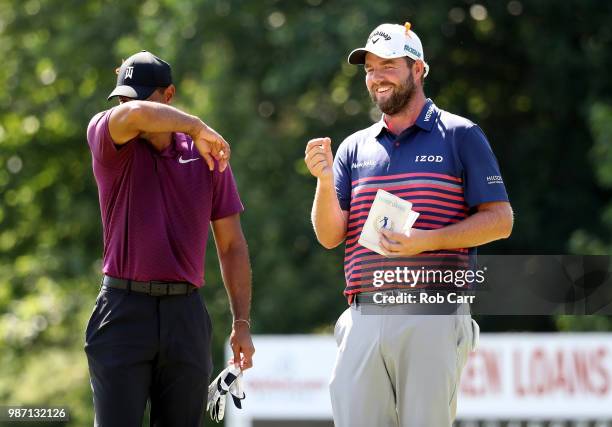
[333, 99, 508, 298]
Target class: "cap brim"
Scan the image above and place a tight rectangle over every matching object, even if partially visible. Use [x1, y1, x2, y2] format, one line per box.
[348, 48, 430, 77]
[347, 47, 409, 65]
[107, 85, 157, 101]
[347, 48, 369, 65]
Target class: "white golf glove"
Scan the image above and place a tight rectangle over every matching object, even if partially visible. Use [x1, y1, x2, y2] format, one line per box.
[206, 365, 246, 422]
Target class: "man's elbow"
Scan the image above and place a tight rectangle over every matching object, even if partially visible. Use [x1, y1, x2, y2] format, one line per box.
[319, 240, 343, 250]
[111, 102, 146, 132]
[316, 234, 345, 250]
[122, 102, 146, 128]
[219, 236, 249, 258]
[498, 205, 514, 239]
[312, 217, 348, 249]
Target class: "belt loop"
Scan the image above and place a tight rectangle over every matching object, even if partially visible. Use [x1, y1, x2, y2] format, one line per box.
[126, 279, 131, 295]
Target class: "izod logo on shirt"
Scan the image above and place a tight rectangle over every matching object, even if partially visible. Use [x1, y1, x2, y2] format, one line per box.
[415, 155, 443, 163]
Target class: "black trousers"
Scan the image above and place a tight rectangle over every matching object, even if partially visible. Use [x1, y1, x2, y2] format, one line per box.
[84, 285, 213, 427]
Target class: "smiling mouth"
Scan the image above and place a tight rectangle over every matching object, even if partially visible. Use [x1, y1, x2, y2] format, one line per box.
[376, 85, 393, 94]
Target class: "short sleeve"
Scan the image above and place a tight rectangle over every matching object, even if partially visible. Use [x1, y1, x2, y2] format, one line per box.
[458, 126, 509, 208]
[87, 109, 133, 167]
[211, 163, 245, 220]
[333, 140, 352, 211]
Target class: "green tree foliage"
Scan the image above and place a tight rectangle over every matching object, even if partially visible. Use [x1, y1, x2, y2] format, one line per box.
[1, 0, 611, 424]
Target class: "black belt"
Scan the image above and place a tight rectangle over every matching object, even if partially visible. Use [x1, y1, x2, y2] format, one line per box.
[354, 289, 408, 305]
[353, 289, 470, 315]
[101, 275, 197, 296]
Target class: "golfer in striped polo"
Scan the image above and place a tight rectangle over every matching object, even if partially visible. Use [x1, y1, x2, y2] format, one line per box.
[305, 23, 513, 426]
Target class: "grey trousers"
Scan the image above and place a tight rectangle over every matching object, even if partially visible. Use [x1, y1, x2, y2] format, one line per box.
[329, 303, 478, 427]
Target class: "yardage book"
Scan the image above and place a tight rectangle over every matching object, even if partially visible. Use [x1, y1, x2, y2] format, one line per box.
[358, 189, 420, 256]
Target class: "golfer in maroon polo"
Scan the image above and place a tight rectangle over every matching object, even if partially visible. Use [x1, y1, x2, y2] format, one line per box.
[84, 50, 254, 427]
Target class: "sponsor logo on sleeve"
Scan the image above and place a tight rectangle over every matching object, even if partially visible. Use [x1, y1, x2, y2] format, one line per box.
[486, 175, 504, 184]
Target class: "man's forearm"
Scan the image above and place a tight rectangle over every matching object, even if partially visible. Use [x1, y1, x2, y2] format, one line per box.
[109, 101, 203, 144]
[125, 101, 201, 135]
[312, 178, 347, 249]
[218, 240, 252, 321]
[427, 204, 513, 250]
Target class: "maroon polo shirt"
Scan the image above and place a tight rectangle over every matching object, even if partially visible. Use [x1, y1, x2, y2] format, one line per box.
[87, 108, 244, 287]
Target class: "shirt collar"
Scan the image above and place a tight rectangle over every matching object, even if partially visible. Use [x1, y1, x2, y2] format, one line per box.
[414, 98, 439, 132]
[367, 98, 439, 139]
[367, 118, 387, 139]
[174, 132, 192, 153]
[158, 133, 188, 158]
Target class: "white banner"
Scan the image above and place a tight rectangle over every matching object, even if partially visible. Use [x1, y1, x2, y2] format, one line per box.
[226, 335, 336, 421]
[459, 333, 612, 418]
[226, 333, 612, 425]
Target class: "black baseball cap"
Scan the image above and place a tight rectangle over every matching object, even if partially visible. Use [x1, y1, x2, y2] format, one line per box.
[107, 50, 173, 101]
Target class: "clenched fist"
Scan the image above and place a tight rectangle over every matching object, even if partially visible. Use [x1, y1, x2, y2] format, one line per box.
[305, 137, 334, 183]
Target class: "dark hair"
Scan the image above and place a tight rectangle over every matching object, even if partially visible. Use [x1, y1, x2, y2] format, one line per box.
[404, 57, 425, 86]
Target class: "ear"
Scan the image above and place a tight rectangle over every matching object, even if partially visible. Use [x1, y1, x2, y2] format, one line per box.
[413, 60, 425, 82]
[164, 84, 176, 103]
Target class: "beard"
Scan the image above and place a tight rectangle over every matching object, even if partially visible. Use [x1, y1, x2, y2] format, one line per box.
[368, 73, 416, 115]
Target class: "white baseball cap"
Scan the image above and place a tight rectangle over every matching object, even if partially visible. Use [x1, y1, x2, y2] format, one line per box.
[348, 22, 429, 77]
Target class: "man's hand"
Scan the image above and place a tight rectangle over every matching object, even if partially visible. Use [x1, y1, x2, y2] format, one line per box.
[306, 137, 348, 249]
[305, 137, 334, 183]
[378, 202, 514, 256]
[379, 228, 434, 257]
[190, 121, 231, 172]
[229, 322, 255, 370]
